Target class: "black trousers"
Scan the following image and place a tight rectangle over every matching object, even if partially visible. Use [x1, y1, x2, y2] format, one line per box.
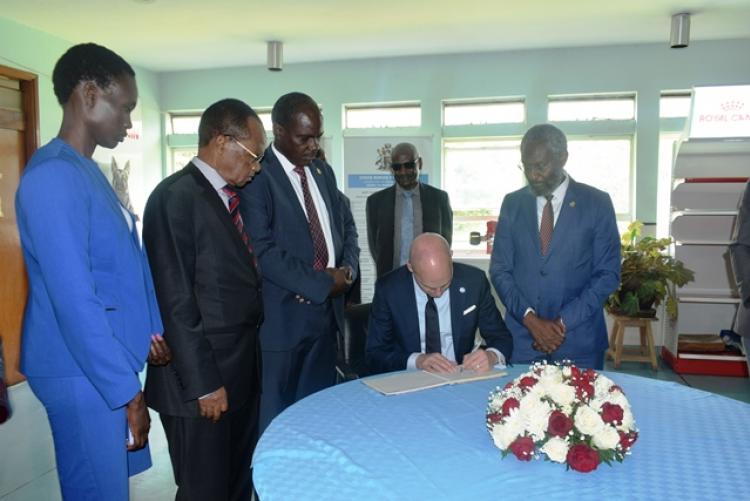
[161, 394, 260, 501]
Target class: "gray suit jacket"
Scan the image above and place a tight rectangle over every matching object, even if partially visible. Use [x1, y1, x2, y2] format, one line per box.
[730, 181, 750, 337]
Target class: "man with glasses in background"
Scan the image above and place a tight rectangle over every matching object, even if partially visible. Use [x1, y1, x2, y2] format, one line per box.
[490, 124, 620, 370]
[366, 142, 453, 279]
[143, 98, 265, 499]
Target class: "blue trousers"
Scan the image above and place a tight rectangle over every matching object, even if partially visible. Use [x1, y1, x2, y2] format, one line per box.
[28, 376, 151, 501]
[515, 350, 606, 370]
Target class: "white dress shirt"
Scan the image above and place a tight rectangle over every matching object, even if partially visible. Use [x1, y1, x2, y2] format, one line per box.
[273, 144, 336, 268]
[535, 173, 570, 229]
[407, 276, 505, 370]
[193, 156, 231, 210]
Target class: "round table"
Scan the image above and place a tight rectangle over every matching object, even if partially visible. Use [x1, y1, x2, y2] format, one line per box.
[252, 368, 750, 500]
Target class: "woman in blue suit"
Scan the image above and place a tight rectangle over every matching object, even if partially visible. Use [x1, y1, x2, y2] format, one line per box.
[15, 43, 169, 500]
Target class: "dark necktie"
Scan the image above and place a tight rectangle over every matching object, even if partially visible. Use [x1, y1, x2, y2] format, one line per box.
[540, 195, 554, 255]
[222, 185, 255, 266]
[293, 166, 329, 271]
[425, 296, 441, 354]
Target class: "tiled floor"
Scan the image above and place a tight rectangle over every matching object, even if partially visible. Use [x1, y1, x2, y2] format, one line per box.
[1, 354, 748, 500]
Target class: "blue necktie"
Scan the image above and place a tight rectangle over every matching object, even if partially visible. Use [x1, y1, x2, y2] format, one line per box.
[399, 190, 414, 266]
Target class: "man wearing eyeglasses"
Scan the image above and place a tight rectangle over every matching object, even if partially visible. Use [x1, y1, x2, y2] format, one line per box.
[490, 124, 620, 370]
[240, 92, 359, 433]
[366, 233, 512, 375]
[366, 142, 453, 279]
[143, 98, 265, 499]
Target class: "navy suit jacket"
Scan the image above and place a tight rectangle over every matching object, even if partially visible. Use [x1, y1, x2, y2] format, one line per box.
[366, 263, 513, 374]
[240, 146, 359, 351]
[730, 180, 750, 337]
[16, 138, 162, 409]
[489, 178, 620, 363]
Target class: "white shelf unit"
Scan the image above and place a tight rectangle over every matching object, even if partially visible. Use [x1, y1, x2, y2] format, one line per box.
[663, 138, 749, 364]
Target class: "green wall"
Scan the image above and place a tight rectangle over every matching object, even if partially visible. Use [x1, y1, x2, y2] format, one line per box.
[0, 17, 163, 214]
[158, 38, 750, 223]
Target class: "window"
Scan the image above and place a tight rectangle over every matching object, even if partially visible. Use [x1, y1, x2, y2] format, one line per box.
[660, 91, 692, 118]
[443, 99, 525, 126]
[548, 94, 636, 121]
[443, 138, 524, 256]
[170, 114, 201, 134]
[344, 103, 421, 129]
[170, 148, 198, 174]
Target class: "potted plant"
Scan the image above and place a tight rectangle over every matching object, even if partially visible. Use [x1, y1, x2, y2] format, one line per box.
[606, 221, 694, 320]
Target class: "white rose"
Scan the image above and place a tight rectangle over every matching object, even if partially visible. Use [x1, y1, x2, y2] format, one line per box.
[592, 425, 620, 450]
[574, 405, 605, 436]
[618, 408, 636, 431]
[541, 437, 570, 463]
[519, 396, 552, 441]
[548, 382, 576, 407]
[562, 366, 572, 378]
[503, 407, 524, 438]
[593, 376, 614, 398]
[491, 423, 519, 450]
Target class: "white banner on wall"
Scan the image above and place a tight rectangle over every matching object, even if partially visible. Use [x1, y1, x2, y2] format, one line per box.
[343, 135, 433, 302]
[689, 84, 750, 138]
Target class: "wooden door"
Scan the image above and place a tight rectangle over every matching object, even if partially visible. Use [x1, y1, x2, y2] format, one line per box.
[0, 67, 39, 385]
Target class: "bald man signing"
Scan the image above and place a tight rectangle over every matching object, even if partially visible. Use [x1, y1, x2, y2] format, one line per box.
[366, 233, 513, 374]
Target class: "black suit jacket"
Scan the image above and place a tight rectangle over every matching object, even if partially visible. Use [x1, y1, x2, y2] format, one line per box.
[143, 163, 262, 417]
[366, 183, 452, 278]
[366, 263, 513, 374]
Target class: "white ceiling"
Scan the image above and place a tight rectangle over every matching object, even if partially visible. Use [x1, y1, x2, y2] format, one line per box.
[2, 0, 750, 72]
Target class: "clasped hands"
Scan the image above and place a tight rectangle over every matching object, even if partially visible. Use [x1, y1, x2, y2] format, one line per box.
[294, 266, 352, 303]
[523, 312, 566, 353]
[416, 349, 497, 374]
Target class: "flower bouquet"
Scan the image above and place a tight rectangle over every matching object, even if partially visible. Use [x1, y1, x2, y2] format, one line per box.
[486, 362, 638, 473]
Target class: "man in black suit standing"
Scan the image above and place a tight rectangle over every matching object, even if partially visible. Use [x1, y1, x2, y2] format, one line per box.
[366, 142, 453, 279]
[143, 99, 265, 500]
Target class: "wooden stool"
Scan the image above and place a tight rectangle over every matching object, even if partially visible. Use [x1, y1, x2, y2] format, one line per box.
[606, 315, 658, 371]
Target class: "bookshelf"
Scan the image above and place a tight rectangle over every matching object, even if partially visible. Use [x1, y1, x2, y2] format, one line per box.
[662, 138, 749, 376]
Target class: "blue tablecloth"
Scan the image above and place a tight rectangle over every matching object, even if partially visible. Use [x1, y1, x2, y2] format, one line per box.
[252, 368, 750, 500]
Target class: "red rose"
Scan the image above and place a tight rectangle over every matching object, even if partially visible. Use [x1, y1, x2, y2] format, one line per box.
[619, 430, 638, 450]
[570, 366, 581, 379]
[610, 385, 624, 394]
[574, 380, 594, 401]
[509, 436, 535, 461]
[487, 412, 503, 424]
[600, 402, 624, 425]
[501, 397, 520, 417]
[504, 382, 514, 390]
[547, 410, 574, 437]
[519, 376, 538, 390]
[566, 444, 600, 473]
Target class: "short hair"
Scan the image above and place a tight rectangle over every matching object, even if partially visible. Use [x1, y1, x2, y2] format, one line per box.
[52, 43, 135, 105]
[521, 124, 568, 158]
[198, 99, 261, 147]
[271, 92, 319, 128]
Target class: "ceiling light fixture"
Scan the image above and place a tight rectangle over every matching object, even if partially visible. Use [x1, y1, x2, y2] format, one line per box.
[267, 41, 283, 71]
[670, 13, 690, 49]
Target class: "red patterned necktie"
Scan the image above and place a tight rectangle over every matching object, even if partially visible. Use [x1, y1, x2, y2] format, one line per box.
[293, 166, 329, 271]
[222, 185, 256, 266]
[540, 195, 554, 255]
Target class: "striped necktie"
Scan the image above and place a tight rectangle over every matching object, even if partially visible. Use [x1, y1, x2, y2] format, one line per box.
[293, 166, 329, 270]
[540, 195, 554, 255]
[222, 185, 255, 266]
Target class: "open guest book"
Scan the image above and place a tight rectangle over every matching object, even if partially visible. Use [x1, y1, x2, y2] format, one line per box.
[363, 369, 507, 396]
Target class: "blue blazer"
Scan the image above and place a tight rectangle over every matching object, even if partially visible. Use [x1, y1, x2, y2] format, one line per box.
[489, 178, 620, 363]
[366, 263, 513, 374]
[240, 146, 359, 351]
[15, 139, 163, 409]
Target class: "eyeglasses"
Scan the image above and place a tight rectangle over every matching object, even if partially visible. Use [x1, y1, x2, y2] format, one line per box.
[391, 160, 419, 171]
[518, 160, 554, 174]
[227, 136, 264, 164]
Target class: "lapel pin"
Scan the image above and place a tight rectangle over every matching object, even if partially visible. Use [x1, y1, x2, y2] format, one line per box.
[316, 167, 322, 175]
[459, 287, 466, 293]
[569, 201, 576, 208]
